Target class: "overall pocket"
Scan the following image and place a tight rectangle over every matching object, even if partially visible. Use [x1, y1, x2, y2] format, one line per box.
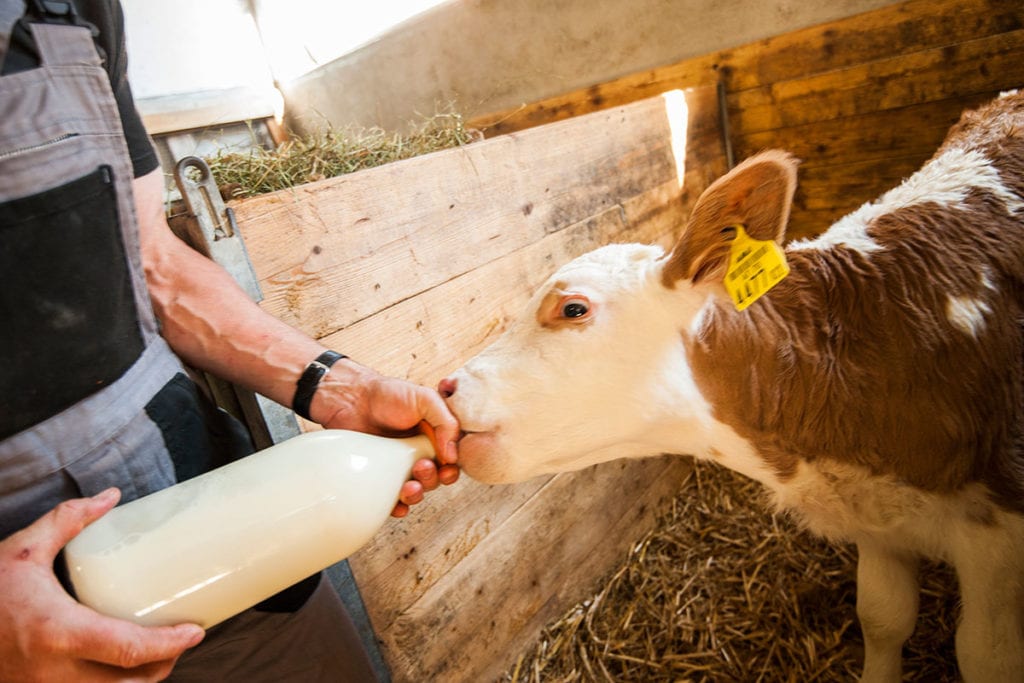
[0, 165, 144, 438]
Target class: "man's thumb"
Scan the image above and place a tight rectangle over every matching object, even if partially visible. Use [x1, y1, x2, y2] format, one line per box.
[24, 488, 121, 559]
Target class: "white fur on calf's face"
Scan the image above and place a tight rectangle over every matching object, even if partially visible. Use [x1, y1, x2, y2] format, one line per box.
[444, 243, 713, 484]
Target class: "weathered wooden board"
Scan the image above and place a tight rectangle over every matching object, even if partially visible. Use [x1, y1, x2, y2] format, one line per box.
[387, 455, 683, 683]
[468, 0, 1024, 242]
[730, 29, 1024, 135]
[139, 86, 280, 136]
[470, 0, 1022, 136]
[740, 98, 981, 171]
[232, 89, 706, 341]
[223, 87, 727, 682]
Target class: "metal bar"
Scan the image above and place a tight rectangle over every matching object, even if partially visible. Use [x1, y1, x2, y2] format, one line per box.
[717, 79, 735, 170]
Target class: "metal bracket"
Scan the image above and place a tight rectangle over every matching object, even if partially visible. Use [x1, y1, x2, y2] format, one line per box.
[173, 156, 264, 302]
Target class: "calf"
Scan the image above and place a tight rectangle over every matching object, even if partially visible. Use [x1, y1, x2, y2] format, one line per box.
[440, 91, 1024, 682]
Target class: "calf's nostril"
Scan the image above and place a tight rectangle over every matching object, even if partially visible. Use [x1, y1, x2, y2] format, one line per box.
[438, 377, 457, 399]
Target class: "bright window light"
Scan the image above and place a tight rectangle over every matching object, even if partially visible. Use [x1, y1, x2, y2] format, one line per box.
[254, 0, 453, 83]
[661, 89, 689, 189]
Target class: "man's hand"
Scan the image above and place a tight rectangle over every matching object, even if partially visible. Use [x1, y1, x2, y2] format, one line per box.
[310, 362, 461, 517]
[0, 489, 205, 682]
[390, 421, 461, 518]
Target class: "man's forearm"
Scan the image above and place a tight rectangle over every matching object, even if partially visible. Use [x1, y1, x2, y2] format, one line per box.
[130, 169, 458, 448]
[133, 169, 329, 412]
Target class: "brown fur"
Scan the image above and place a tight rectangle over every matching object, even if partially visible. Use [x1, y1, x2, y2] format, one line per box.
[675, 93, 1024, 513]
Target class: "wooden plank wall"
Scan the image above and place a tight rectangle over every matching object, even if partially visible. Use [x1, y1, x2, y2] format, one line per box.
[470, 0, 1024, 242]
[223, 88, 726, 682]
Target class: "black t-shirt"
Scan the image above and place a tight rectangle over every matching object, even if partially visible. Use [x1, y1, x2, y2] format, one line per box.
[1, 0, 158, 178]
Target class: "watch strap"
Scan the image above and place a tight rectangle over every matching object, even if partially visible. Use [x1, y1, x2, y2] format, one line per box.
[292, 350, 346, 421]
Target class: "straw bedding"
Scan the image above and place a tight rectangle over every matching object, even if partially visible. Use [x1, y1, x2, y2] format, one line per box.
[502, 461, 961, 682]
[206, 111, 481, 199]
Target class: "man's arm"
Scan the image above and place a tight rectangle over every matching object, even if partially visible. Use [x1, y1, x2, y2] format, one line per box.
[134, 169, 459, 511]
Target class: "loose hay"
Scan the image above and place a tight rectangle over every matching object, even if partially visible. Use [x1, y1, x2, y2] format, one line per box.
[502, 461, 960, 682]
[205, 111, 482, 199]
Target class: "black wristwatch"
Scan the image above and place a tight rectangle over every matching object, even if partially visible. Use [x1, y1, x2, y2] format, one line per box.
[292, 350, 347, 421]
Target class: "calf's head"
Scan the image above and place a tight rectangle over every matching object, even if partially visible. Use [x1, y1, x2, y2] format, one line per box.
[442, 150, 798, 484]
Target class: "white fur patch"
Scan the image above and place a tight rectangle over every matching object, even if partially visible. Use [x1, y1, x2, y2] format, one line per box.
[705, 421, 782, 488]
[792, 148, 1024, 254]
[981, 267, 998, 292]
[954, 152, 1024, 216]
[790, 208, 884, 255]
[946, 294, 991, 337]
[687, 299, 712, 338]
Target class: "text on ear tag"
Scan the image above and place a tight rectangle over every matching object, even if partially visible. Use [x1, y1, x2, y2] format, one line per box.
[724, 224, 789, 311]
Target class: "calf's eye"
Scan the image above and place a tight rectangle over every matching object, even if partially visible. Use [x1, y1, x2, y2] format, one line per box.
[561, 298, 589, 318]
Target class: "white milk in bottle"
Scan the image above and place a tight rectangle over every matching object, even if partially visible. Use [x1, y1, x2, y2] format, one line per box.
[63, 429, 434, 628]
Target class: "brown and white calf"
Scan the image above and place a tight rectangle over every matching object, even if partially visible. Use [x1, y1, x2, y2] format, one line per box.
[440, 91, 1024, 682]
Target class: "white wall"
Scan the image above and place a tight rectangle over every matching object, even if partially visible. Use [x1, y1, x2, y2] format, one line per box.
[120, 0, 902, 135]
[121, 0, 281, 133]
[252, 0, 455, 83]
[281, 0, 902, 133]
[122, 0, 272, 100]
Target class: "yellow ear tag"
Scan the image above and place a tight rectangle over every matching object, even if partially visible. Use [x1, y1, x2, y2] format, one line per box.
[723, 224, 789, 311]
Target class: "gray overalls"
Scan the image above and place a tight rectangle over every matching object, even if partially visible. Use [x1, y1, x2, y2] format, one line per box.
[0, 4, 376, 680]
[0, 5, 184, 538]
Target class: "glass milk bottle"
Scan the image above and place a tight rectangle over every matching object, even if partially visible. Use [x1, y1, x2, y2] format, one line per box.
[63, 429, 434, 628]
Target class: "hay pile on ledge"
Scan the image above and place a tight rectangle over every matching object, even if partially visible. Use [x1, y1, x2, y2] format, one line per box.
[206, 112, 481, 199]
[502, 461, 960, 682]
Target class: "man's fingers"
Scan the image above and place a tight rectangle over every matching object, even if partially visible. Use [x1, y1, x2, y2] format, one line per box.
[438, 464, 460, 486]
[411, 459, 441, 492]
[440, 438, 459, 467]
[67, 614, 204, 670]
[16, 489, 121, 561]
[398, 480, 424, 507]
[417, 393, 460, 465]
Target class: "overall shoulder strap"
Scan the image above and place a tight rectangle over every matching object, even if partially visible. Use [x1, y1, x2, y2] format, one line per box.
[0, 0, 27, 61]
[30, 20, 101, 66]
[22, 0, 102, 67]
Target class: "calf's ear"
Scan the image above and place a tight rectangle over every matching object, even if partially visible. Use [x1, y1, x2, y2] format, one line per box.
[662, 150, 798, 286]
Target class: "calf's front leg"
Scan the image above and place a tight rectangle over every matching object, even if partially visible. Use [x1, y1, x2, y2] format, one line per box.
[855, 540, 920, 683]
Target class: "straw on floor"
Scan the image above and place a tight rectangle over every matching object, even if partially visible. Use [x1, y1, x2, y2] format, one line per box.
[502, 460, 960, 683]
